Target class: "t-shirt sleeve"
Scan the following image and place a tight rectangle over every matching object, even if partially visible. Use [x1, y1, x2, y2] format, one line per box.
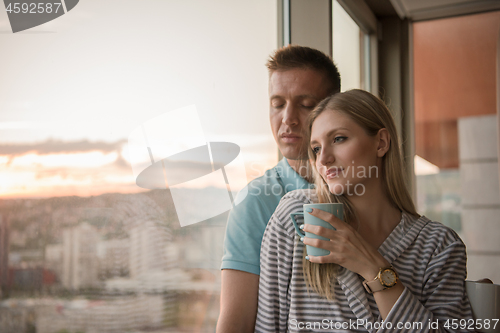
[379, 238, 473, 333]
[221, 184, 275, 275]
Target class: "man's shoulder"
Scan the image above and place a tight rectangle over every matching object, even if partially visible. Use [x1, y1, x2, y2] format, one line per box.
[236, 162, 289, 203]
[229, 163, 287, 220]
[222, 163, 294, 274]
[246, 164, 282, 191]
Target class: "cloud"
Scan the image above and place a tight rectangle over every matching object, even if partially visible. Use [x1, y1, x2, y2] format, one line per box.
[113, 154, 131, 170]
[0, 138, 126, 156]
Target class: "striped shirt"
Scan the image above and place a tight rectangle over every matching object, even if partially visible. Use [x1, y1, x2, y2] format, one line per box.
[255, 189, 473, 333]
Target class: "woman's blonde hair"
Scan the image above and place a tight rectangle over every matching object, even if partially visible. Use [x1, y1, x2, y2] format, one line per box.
[303, 89, 419, 299]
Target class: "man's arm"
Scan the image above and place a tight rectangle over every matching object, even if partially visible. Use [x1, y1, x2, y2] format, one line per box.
[217, 173, 283, 332]
[217, 269, 259, 333]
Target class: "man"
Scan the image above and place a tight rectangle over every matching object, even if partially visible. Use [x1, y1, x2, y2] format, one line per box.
[217, 45, 341, 332]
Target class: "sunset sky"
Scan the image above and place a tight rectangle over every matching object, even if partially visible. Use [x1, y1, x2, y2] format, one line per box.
[0, 0, 278, 199]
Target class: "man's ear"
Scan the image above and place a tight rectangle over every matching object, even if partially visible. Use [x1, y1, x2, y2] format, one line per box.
[376, 128, 390, 157]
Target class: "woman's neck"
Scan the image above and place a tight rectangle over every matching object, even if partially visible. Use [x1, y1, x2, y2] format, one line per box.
[347, 179, 402, 249]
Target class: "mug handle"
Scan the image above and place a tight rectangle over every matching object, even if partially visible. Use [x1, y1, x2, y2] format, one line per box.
[290, 212, 305, 237]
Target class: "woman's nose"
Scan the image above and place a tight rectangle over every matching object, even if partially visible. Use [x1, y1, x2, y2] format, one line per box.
[318, 149, 334, 166]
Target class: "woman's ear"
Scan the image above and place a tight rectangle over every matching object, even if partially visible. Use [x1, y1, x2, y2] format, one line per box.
[376, 128, 390, 157]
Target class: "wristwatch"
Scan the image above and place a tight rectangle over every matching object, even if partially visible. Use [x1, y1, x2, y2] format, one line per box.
[363, 266, 398, 294]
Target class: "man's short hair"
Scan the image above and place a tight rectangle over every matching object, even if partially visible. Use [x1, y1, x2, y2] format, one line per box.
[266, 45, 341, 94]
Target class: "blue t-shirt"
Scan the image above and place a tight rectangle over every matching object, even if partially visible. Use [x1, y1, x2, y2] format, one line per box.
[221, 158, 311, 275]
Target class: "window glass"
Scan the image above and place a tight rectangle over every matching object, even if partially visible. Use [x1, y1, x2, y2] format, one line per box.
[414, 11, 500, 282]
[332, 1, 361, 91]
[0, 0, 277, 331]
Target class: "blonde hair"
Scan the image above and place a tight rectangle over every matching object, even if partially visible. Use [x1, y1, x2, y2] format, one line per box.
[303, 89, 419, 300]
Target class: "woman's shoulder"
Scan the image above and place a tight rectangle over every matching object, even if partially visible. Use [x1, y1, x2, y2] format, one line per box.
[270, 189, 316, 228]
[407, 213, 465, 252]
[280, 188, 318, 204]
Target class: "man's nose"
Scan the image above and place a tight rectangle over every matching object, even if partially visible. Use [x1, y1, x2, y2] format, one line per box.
[282, 104, 299, 126]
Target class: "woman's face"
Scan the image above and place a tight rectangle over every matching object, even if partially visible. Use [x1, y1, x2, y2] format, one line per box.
[310, 109, 383, 196]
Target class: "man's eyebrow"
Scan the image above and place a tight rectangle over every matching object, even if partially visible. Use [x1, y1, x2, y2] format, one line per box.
[269, 94, 321, 100]
[297, 94, 321, 100]
[310, 127, 350, 145]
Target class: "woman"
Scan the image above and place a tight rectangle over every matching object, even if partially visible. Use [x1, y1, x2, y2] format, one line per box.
[255, 90, 472, 332]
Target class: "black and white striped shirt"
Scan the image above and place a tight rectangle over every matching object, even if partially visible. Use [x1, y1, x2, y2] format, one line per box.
[255, 189, 473, 333]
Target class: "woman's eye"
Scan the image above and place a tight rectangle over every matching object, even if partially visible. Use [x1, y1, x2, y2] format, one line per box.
[334, 136, 347, 143]
[312, 146, 321, 154]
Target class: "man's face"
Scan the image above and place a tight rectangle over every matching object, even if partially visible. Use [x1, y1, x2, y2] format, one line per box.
[269, 68, 332, 161]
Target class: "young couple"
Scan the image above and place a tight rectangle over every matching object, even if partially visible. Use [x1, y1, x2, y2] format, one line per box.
[217, 45, 473, 332]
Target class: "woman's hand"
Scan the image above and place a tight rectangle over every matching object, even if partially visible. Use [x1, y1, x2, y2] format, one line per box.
[301, 208, 389, 281]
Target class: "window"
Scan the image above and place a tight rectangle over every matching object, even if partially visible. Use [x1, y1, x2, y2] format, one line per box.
[332, 1, 374, 93]
[413, 11, 500, 282]
[0, 1, 277, 331]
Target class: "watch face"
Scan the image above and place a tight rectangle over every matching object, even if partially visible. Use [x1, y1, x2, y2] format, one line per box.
[380, 268, 397, 287]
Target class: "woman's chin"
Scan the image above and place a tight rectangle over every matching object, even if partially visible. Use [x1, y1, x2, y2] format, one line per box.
[328, 182, 346, 196]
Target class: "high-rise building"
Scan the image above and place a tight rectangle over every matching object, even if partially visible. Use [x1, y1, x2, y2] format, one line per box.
[0, 214, 9, 296]
[45, 243, 64, 281]
[62, 222, 99, 289]
[97, 238, 130, 278]
[129, 221, 171, 279]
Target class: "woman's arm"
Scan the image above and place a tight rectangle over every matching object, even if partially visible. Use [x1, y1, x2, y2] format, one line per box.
[302, 208, 472, 332]
[378, 240, 472, 333]
[255, 215, 295, 332]
[302, 208, 404, 318]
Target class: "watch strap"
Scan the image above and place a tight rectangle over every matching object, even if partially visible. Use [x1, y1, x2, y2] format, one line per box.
[363, 278, 386, 293]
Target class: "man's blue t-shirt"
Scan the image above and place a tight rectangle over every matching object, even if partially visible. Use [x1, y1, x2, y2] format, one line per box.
[221, 158, 311, 275]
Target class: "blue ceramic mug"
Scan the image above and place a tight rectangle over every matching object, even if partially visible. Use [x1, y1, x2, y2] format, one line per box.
[291, 203, 344, 256]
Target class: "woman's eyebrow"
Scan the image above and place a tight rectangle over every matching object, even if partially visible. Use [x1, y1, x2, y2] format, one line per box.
[310, 127, 349, 145]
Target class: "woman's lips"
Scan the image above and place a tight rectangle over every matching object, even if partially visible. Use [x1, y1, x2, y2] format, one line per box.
[326, 167, 342, 179]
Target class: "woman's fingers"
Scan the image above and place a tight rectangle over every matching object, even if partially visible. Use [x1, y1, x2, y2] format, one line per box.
[303, 236, 377, 275]
[301, 225, 378, 273]
[306, 253, 347, 265]
[306, 208, 352, 232]
[303, 239, 351, 265]
[302, 224, 356, 248]
[300, 209, 390, 279]
[302, 236, 351, 254]
[302, 224, 338, 239]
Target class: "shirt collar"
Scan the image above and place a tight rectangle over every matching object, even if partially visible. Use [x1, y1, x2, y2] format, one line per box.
[275, 158, 312, 193]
